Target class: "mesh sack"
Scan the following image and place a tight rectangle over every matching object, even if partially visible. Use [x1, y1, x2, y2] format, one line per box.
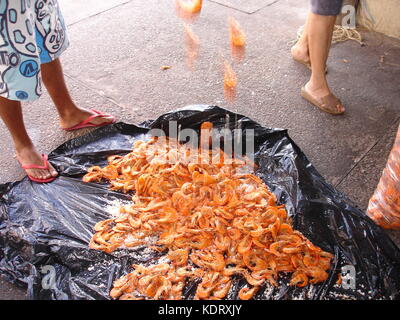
[367, 124, 400, 229]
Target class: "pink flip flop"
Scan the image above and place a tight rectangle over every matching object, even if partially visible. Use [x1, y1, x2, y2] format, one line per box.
[63, 109, 116, 131]
[20, 154, 57, 183]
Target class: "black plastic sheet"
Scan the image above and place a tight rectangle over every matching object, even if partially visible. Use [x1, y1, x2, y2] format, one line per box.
[1, 105, 400, 300]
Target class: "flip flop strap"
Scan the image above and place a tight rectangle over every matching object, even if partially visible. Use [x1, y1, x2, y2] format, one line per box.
[21, 154, 49, 170]
[78, 112, 105, 126]
[63, 109, 115, 131]
[76, 109, 114, 126]
[92, 109, 113, 117]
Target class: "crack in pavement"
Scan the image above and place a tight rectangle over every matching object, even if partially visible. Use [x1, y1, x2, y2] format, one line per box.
[335, 115, 400, 189]
[66, 0, 133, 28]
[64, 73, 129, 113]
[205, 0, 280, 14]
[65, 0, 282, 28]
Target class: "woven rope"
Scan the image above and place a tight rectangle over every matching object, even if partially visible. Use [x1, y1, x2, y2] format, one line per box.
[296, 24, 364, 45]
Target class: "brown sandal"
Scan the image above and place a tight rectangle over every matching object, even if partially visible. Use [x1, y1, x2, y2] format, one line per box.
[301, 86, 345, 115]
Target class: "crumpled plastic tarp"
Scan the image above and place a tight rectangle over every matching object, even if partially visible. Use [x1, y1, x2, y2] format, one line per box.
[1, 105, 399, 300]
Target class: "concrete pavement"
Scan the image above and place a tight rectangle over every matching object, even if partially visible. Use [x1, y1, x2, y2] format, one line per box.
[0, 0, 399, 299]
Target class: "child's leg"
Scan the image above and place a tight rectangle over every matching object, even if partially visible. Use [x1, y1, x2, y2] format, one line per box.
[0, 96, 58, 180]
[40, 58, 114, 129]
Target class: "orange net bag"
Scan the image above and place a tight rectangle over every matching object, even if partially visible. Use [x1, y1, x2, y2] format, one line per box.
[367, 124, 400, 229]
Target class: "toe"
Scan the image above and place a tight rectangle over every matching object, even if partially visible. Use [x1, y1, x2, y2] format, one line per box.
[337, 104, 345, 113]
[31, 169, 42, 180]
[36, 170, 44, 180]
[50, 168, 58, 178]
[40, 170, 49, 180]
[48, 163, 58, 177]
[38, 169, 48, 180]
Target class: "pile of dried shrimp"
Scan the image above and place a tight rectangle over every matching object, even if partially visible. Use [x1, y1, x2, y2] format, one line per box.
[83, 122, 333, 300]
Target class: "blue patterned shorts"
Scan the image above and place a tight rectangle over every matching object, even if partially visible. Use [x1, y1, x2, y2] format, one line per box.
[0, 0, 69, 102]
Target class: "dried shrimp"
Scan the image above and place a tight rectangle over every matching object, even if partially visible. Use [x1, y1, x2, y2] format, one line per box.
[83, 122, 333, 300]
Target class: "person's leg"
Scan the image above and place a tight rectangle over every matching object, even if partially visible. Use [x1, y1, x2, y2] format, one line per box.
[40, 58, 114, 129]
[291, 13, 311, 66]
[305, 13, 344, 113]
[0, 97, 58, 179]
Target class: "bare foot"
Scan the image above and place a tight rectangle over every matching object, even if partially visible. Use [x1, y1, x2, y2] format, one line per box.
[304, 81, 345, 113]
[16, 145, 58, 180]
[291, 42, 328, 73]
[291, 42, 310, 66]
[60, 107, 114, 130]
